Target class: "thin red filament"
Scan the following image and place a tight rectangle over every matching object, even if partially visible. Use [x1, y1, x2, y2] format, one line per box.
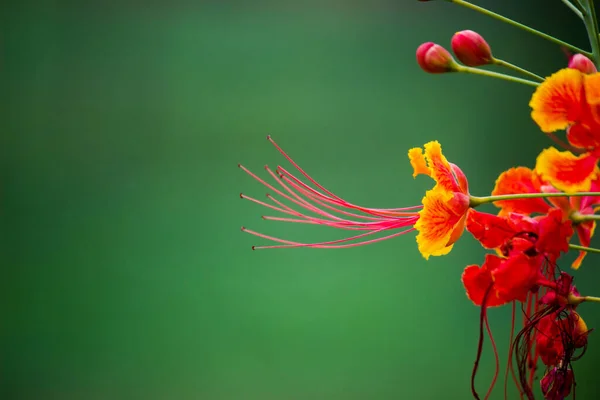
[239, 136, 420, 249]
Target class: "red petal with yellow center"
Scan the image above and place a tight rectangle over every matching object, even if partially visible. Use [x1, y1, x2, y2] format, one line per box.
[535, 147, 599, 193]
[492, 167, 551, 216]
[530, 68, 585, 133]
[424, 141, 463, 194]
[415, 189, 469, 259]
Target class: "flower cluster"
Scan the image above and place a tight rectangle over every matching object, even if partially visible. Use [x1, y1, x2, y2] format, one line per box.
[239, 1, 600, 398]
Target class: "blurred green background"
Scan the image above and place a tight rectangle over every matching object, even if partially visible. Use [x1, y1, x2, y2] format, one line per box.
[3, 0, 600, 399]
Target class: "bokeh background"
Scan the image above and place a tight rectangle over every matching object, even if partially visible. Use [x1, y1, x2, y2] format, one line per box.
[3, 0, 600, 398]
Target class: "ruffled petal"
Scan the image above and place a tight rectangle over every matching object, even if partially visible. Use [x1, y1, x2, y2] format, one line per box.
[492, 167, 551, 216]
[415, 189, 469, 259]
[584, 72, 600, 105]
[408, 147, 430, 178]
[535, 147, 599, 193]
[530, 68, 585, 133]
[461, 255, 507, 307]
[493, 253, 543, 303]
[466, 209, 515, 249]
[535, 209, 573, 258]
[424, 141, 460, 193]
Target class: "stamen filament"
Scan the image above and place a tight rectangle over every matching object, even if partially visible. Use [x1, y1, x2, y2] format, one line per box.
[484, 317, 499, 400]
[546, 132, 585, 154]
[239, 137, 420, 249]
[241, 226, 415, 249]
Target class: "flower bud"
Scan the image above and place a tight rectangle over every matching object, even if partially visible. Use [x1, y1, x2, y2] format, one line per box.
[416, 42, 457, 73]
[451, 30, 493, 67]
[568, 54, 597, 74]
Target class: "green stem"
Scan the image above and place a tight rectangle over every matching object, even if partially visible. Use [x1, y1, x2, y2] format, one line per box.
[469, 191, 600, 207]
[457, 66, 539, 87]
[562, 0, 584, 19]
[582, 296, 600, 303]
[582, 0, 600, 67]
[571, 211, 600, 222]
[449, 0, 593, 58]
[568, 293, 600, 305]
[492, 58, 544, 81]
[569, 243, 600, 254]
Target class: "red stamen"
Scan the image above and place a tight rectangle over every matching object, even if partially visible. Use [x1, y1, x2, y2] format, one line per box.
[241, 226, 415, 249]
[505, 301, 524, 400]
[472, 283, 494, 400]
[484, 317, 499, 400]
[239, 137, 421, 249]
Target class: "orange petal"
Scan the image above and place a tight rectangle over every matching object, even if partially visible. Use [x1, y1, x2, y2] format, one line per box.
[535, 147, 599, 193]
[530, 68, 585, 133]
[415, 189, 469, 259]
[584, 72, 600, 105]
[572, 221, 596, 269]
[492, 167, 551, 216]
[408, 147, 430, 178]
[423, 141, 462, 194]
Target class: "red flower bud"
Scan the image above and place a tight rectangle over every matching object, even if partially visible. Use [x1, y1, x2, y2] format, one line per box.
[568, 54, 597, 74]
[416, 42, 457, 73]
[451, 30, 493, 67]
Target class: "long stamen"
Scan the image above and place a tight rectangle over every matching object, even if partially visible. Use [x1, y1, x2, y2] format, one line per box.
[239, 137, 420, 249]
[505, 301, 523, 400]
[484, 317, 500, 400]
[472, 283, 494, 400]
[241, 226, 415, 249]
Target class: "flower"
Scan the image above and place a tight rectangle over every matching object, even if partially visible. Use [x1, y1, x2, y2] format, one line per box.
[240, 138, 472, 257]
[409, 141, 471, 259]
[239, 136, 419, 249]
[462, 209, 573, 307]
[529, 68, 600, 191]
[491, 165, 600, 268]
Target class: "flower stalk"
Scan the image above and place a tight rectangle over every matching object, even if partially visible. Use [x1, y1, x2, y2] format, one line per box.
[448, 0, 592, 58]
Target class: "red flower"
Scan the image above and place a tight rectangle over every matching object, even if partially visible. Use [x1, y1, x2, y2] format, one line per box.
[492, 166, 600, 268]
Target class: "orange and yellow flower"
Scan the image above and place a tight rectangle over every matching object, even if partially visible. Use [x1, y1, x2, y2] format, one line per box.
[409, 141, 470, 259]
[530, 68, 600, 192]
